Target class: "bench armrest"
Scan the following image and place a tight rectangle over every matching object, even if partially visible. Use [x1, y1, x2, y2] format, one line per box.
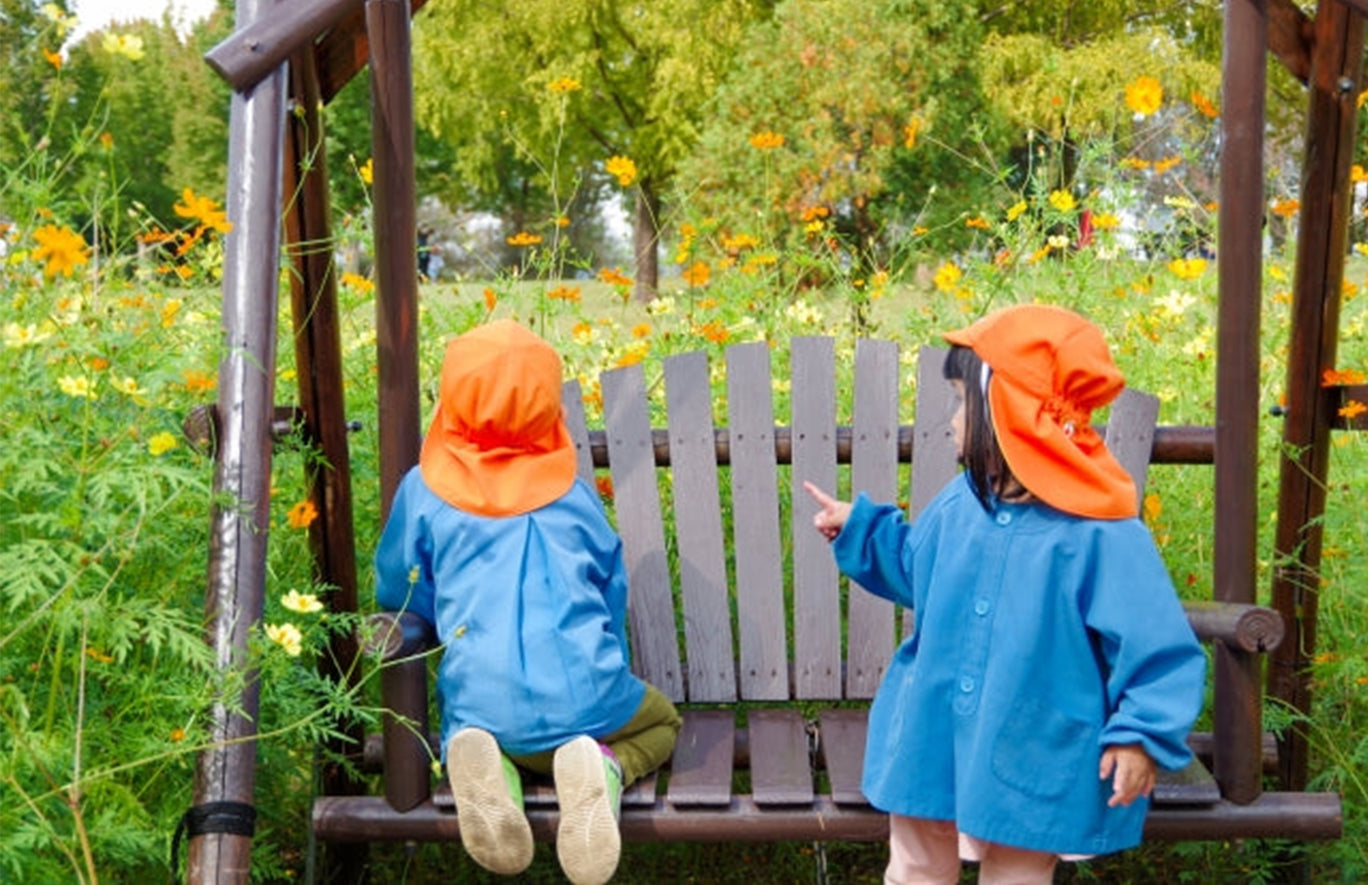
[1181, 601, 1284, 653]
[366, 611, 437, 811]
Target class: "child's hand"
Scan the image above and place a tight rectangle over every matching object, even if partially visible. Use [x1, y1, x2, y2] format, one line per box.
[803, 481, 852, 542]
[1099, 744, 1156, 807]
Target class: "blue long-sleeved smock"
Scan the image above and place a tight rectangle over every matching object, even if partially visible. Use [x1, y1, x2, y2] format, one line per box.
[375, 467, 647, 759]
[832, 474, 1206, 856]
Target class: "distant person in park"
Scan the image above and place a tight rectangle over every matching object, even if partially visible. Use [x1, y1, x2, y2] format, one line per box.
[803, 305, 1205, 884]
[416, 226, 432, 279]
[375, 319, 681, 884]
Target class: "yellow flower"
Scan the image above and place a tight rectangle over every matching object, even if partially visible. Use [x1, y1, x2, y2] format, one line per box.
[805, 220, 824, 235]
[101, 32, 145, 61]
[682, 261, 711, 287]
[111, 376, 146, 397]
[1124, 76, 1163, 117]
[42, 47, 62, 70]
[1092, 212, 1120, 230]
[287, 499, 319, 529]
[721, 233, 759, 252]
[173, 188, 232, 234]
[902, 116, 923, 149]
[41, 2, 73, 36]
[507, 231, 542, 247]
[148, 431, 179, 456]
[1153, 155, 1182, 173]
[571, 321, 597, 345]
[932, 262, 962, 292]
[605, 156, 637, 187]
[1167, 258, 1208, 281]
[1120, 157, 1151, 171]
[58, 375, 97, 400]
[748, 130, 784, 150]
[1352, 165, 1368, 185]
[547, 77, 582, 94]
[265, 623, 303, 656]
[965, 216, 991, 230]
[340, 271, 374, 293]
[1006, 201, 1027, 222]
[358, 158, 373, 185]
[1047, 190, 1076, 213]
[4, 322, 51, 348]
[1143, 493, 1163, 523]
[33, 224, 90, 278]
[281, 589, 325, 614]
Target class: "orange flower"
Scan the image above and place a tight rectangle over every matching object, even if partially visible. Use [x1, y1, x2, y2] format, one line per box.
[1153, 155, 1181, 173]
[595, 475, 614, 500]
[173, 188, 232, 234]
[483, 287, 498, 312]
[1120, 157, 1151, 171]
[965, 216, 991, 230]
[748, 130, 785, 150]
[698, 320, 729, 343]
[506, 231, 542, 247]
[43, 47, 62, 69]
[1323, 368, 1367, 386]
[183, 369, 217, 393]
[1270, 198, 1300, 218]
[597, 267, 633, 287]
[547, 285, 581, 303]
[287, 499, 319, 529]
[682, 261, 711, 287]
[1338, 400, 1367, 420]
[1124, 76, 1163, 116]
[1190, 91, 1219, 119]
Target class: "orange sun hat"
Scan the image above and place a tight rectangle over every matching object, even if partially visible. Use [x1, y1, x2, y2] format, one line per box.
[419, 319, 578, 517]
[943, 304, 1138, 519]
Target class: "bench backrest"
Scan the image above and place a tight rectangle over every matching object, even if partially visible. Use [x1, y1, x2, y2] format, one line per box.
[560, 337, 1158, 706]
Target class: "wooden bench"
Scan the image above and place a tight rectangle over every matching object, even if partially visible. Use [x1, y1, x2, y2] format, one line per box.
[312, 337, 1342, 846]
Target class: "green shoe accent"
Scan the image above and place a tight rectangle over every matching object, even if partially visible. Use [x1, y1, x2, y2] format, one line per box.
[447, 728, 534, 875]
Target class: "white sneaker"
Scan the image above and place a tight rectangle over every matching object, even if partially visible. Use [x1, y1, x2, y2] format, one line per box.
[553, 736, 623, 885]
[447, 728, 533, 875]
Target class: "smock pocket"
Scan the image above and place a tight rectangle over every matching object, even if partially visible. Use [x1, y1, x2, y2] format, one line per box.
[990, 698, 1094, 800]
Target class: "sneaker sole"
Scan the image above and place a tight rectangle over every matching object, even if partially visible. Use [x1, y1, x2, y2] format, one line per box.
[554, 736, 621, 885]
[447, 729, 534, 875]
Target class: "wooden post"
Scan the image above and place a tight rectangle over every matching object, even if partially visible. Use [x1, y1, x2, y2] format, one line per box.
[1213, 0, 1266, 806]
[282, 43, 369, 882]
[187, 0, 288, 877]
[1268, 2, 1365, 791]
[367, 0, 421, 518]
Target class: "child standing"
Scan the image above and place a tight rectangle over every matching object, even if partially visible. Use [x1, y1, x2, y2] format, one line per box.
[804, 304, 1205, 884]
[375, 319, 681, 885]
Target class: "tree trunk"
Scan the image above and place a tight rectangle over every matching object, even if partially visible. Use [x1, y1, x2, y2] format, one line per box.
[632, 181, 661, 302]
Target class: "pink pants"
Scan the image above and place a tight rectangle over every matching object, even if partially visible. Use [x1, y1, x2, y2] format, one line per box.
[885, 815, 1059, 885]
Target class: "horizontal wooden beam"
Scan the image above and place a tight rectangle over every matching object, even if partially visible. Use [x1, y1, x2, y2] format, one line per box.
[205, 0, 365, 92]
[312, 791, 1342, 844]
[1270, 0, 1314, 84]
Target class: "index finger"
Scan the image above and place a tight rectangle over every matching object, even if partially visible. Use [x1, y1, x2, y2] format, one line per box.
[802, 481, 835, 507]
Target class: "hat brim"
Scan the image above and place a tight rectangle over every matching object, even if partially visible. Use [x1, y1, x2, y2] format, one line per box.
[420, 413, 578, 517]
[986, 372, 1138, 519]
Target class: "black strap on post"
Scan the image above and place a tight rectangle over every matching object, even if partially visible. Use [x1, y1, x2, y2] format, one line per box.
[169, 801, 257, 882]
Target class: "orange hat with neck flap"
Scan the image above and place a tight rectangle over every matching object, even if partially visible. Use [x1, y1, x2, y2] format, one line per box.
[943, 304, 1138, 520]
[419, 319, 577, 517]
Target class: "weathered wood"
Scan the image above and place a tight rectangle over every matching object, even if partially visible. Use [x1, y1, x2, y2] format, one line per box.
[909, 345, 959, 520]
[817, 709, 869, 806]
[1213, 0, 1268, 808]
[368, 0, 421, 521]
[1103, 388, 1160, 505]
[664, 352, 736, 702]
[790, 338, 842, 698]
[665, 710, 734, 807]
[1183, 601, 1285, 653]
[845, 339, 900, 698]
[727, 343, 788, 700]
[601, 365, 684, 701]
[312, 789, 1342, 844]
[205, 0, 363, 91]
[188, 0, 288, 872]
[1269, 0, 1313, 84]
[748, 710, 813, 805]
[560, 379, 596, 485]
[1269, 1, 1365, 792]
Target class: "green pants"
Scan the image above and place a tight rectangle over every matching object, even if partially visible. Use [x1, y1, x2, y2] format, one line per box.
[508, 684, 681, 786]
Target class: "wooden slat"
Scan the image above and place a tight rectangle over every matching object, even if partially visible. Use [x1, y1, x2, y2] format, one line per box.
[665, 352, 737, 703]
[1153, 759, 1221, 806]
[910, 345, 960, 520]
[727, 342, 789, 700]
[817, 709, 869, 806]
[437, 771, 658, 810]
[561, 379, 597, 487]
[1103, 387, 1160, 503]
[666, 710, 735, 807]
[748, 709, 813, 806]
[601, 365, 684, 702]
[845, 338, 900, 698]
[790, 337, 842, 699]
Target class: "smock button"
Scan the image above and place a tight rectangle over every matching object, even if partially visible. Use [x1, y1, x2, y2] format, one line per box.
[959, 676, 975, 693]
[995, 511, 1012, 526]
[974, 599, 990, 616]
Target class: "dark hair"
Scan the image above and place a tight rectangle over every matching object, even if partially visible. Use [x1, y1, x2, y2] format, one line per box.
[942, 345, 1015, 511]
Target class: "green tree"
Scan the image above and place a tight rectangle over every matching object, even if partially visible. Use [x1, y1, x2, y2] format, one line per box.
[412, 0, 773, 296]
[679, 0, 1003, 278]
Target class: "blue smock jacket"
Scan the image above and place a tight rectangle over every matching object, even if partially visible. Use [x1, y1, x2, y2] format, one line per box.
[832, 474, 1206, 856]
[375, 468, 647, 758]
